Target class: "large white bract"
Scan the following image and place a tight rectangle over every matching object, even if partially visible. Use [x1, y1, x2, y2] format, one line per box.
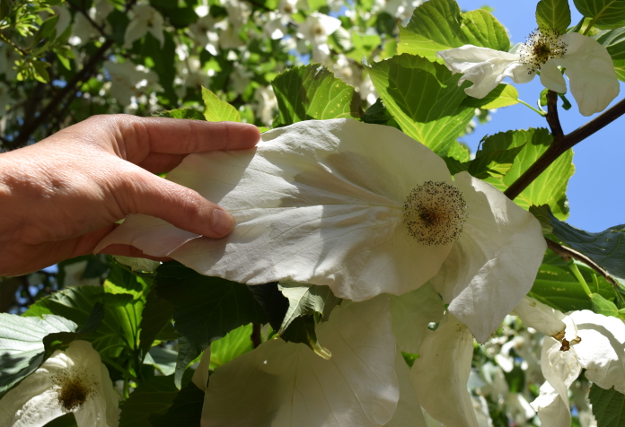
[96, 118, 545, 342]
[437, 32, 620, 116]
[0, 340, 118, 427]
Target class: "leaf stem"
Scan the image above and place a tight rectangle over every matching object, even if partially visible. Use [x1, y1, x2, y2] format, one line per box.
[517, 98, 546, 116]
[505, 96, 625, 200]
[545, 238, 618, 288]
[569, 261, 592, 296]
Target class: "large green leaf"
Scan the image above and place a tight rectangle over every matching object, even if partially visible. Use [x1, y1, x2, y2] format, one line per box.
[398, 0, 510, 61]
[138, 289, 174, 358]
[478, 128, 574, 220]
[0, 314, 77, 396]
[546, 214, 625, 285]
[271, 64, 362, 126]
[154, 262, 267, 349]
[369, 53, 475, 155]
[594, 28, 625, 81]
[536, 0, 571, 33]
[209, 324, 253, 370]
[573, 0, 625, 29]
[23, 286, 137, 360]
[589, 384, 625, 426]
[118, 375, 181, 427]
[528, 251, 616, 312]
[150, 382, 204, 427]
[201, 87, 241, 122]
[460, 84, 519, 109]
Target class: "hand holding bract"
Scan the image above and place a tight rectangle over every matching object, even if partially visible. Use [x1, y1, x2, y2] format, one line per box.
[0, 115, 260, 276]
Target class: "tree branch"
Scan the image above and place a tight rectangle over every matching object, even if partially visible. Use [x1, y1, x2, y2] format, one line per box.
[545, 238, 618, 287]
[505, 96, 625, 200]
[13, 38, 115, 147]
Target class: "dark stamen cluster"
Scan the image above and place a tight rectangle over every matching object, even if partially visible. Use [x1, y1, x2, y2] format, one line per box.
[403, 181, 467, 246]
[519, 28, 567, 74]
[52, 368, 96, 412]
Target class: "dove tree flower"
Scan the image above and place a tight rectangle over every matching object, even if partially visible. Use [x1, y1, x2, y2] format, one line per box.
[96, 119, 545, 343]
[123, 4, 164, 49]
[437, 30, 620, 116]
[297, 12, 342, 63]
[0, 340, 118, 427]
[513, 297, 625, 427]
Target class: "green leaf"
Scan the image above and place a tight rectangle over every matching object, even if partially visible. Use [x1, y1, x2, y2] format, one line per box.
[369, 53, 475, 155]
[536, 0, 571, 33]
[147, 346, 178, 376]
[398, 0, 510, 61]
[23, 287, 136, 359]
[209, 324, 253, 370]
[118, 375, 181, 427]
[150, 382, 204, 427]
[468, 143, 525, 179]
[0, 314, 77, 396]
[154, 108, 205, 120]
[594, 28, 625, 81]
[277, 282, 339, 335]
[460, 84, 519, 109]
[271, 64, 362, 126]
[138, 290, 174, 357]
[528, 251, 615, 312]
[589, 384, 625, 426]
[545, 213, 625, 285]
[478, 128, 574, 220]
[573, 0, 625, 29]
[154, 262, 267, 350]
[201, 87, 241, 122]
[174, 336, 202, 389]
[590, 293, 621, 318]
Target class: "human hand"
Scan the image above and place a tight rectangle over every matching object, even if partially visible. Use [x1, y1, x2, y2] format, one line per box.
[0, 115, 260, 276]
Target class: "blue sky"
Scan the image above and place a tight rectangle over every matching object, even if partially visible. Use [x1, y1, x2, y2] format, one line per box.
[455, 1, 625, 232]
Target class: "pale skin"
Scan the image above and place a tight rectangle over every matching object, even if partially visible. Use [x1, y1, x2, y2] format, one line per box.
[0, 115, 261, 276]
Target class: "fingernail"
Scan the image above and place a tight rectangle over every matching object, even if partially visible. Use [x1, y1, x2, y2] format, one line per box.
[211, 209, 234, 236]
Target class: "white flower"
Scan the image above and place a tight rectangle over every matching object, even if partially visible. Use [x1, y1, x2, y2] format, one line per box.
[188, 15, 220, 55]
[198, 296, 427, 426]
[96, 119, 545, 342]
[253, 85, 278, 126]
[297, 12, 342, 63]
[104, 60, 161, 107]
[437, 30, 620, 116]
[0, 340, 118, 427]
[124, 4, 164, 49]
[514, 299, 625, 426]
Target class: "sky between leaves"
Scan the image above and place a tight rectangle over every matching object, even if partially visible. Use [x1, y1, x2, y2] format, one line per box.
[458, 0, 625, 233]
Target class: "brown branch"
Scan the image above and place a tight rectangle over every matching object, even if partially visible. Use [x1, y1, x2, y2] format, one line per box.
[12, 38, 115, 147]
[545, 90, 564, 139]
[546, 238, 618, 287]
[505, 96, 625, 200]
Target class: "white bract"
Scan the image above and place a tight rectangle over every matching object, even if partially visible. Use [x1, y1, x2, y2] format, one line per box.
[297, 12, 342, 63]
[0, 340, 118, 427]
[124, 4, 164, 49]
[96, 119, 545, 343]
[437, 31, 619, 116]
[514, 298, 625, 426]
[198, 296, 427, 426]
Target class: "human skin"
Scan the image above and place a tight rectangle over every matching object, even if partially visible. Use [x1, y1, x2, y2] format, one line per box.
[0, 115, 260, 276]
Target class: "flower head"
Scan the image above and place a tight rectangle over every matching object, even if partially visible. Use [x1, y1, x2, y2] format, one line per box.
[437, 31, 619, 116]
[96, 119, 545, 343]
[0, 340, 118, 427]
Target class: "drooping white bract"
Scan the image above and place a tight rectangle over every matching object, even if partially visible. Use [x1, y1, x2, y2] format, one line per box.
[514, 299, 625, 427]
[0, 340, 118, 427]
[297, 12, 342, 63]
[437, 31, 619, 116]
[123, 4, 164, 49]
[95, 119, 545, 342]
[199, 296, 426, 426]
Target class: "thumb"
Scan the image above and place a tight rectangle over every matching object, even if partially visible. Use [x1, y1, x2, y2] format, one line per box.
[116, 167, 234, 239]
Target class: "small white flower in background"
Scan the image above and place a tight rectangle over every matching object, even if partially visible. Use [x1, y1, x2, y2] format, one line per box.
[514, 297, 625, 427]
[68, 0, 114, 46]
[104, 60, 161, 107]
[230, 62, 253, 95]
[124, 4, 164, 49]
[253, 85, 278, 126]
[0, 340, 118, 427]
[96, 119, 545, 343]
[222, 0, 250, 31]
[298, 12, 342, 63]
[188, 14, 220, 55]
[437, 30, 620, 116]
[382, 0, 424, 22]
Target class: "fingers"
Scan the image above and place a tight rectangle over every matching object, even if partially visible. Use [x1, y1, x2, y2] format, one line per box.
[117, 167, 235, 238]
[108, 115, 260, 161]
